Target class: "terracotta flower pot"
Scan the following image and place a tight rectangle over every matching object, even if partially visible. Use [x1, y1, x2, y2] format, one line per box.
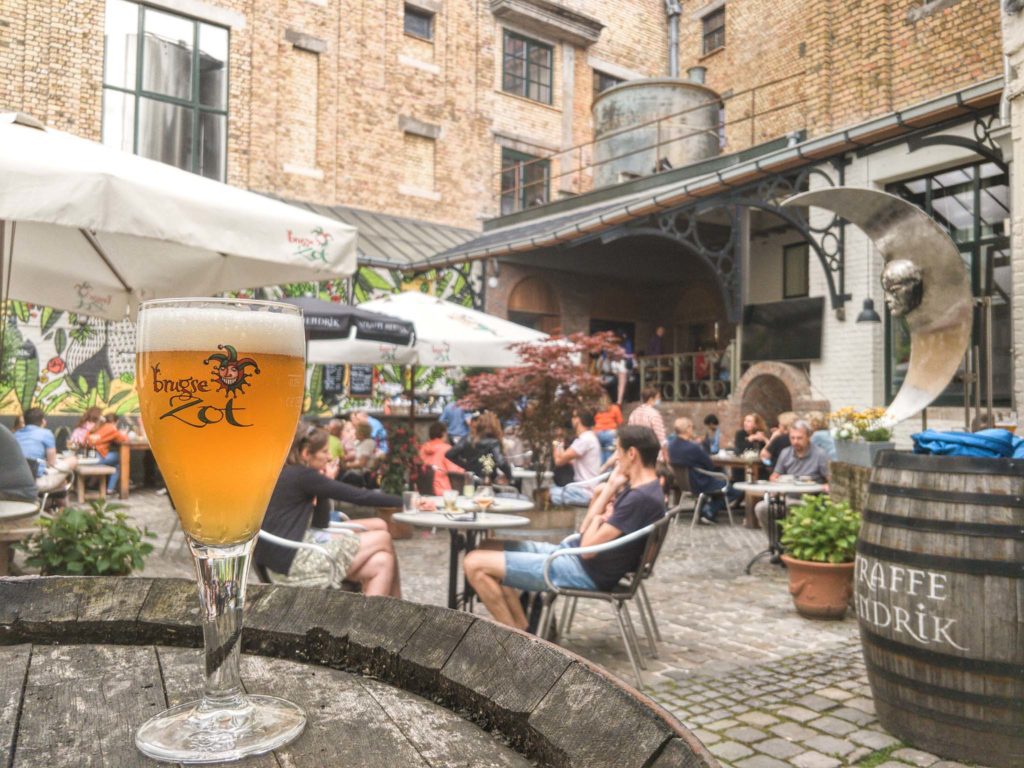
[781, 555, 854, 619]
[377, 507, 413, 540]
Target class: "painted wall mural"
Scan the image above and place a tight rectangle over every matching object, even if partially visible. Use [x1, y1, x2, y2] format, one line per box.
[0, 263, 482, 418]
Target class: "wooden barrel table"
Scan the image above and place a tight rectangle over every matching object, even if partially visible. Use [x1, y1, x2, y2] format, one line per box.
[0, 576, 718, 768]
[857, 452, 1024, 768]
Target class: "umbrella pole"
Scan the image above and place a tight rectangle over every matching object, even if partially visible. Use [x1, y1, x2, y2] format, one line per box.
[408, 365, 416, 434]
[0, 220, 9, 372]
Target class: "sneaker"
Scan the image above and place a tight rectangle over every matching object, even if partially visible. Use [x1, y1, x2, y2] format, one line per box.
[698, 516, 717, 525]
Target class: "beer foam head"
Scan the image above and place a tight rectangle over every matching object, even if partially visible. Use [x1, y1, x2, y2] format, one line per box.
[138, 301, 306, 356]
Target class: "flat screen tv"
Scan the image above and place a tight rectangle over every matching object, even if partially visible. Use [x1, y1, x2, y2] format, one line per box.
[741, 297, 824, 362]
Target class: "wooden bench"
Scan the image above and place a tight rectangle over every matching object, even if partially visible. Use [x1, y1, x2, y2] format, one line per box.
[75, 464, 115, 504]
[0, 577, 721, 768]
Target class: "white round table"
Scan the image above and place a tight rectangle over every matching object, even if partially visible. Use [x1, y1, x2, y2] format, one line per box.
[393, 506, 531, 611]
[511, 467, 553, 496]
[0, 500, 40, 577]
[734, 481, 827, 573]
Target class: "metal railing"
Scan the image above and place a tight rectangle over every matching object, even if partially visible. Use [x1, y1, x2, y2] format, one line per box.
[496, 71, 807, 213]
[638, 352, 731, 402]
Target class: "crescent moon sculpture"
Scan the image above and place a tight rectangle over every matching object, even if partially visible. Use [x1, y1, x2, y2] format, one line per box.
[782, 187, 973, 425]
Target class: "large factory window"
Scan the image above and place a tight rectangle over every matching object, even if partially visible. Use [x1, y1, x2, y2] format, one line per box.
[502, 30, 553, 104]
[500, 149, 550, 214]
[102, 0, 228, 181]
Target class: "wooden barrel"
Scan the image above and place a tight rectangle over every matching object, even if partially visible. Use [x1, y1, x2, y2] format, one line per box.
[857, 452, 1024, 768]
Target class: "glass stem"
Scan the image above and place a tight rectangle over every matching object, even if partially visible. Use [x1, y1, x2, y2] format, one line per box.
[190, 539, 253, 708]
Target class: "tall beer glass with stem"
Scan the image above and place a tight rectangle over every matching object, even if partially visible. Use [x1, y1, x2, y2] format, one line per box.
[134, 298, 306, 763]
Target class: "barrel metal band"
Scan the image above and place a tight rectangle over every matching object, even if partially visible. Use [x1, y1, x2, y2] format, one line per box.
[867, 482, 1024, 508]
[871, 674, 1024, 737]
[865, 660, 1024, 718]
[856, 540, 1024, 578]
[875, 451, 1024, 475]
[862, 509, 1024, 539]
[861, 626, 1024, 678]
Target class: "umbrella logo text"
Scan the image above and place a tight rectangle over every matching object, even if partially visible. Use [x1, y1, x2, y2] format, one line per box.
[288, 227, 333, 264]
[75, 282, 112, 313]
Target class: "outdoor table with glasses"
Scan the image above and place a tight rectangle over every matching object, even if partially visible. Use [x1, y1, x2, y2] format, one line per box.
[393, 497, 532, 611]
[710, 451, 764, 527]
[734, 479, 827, 573]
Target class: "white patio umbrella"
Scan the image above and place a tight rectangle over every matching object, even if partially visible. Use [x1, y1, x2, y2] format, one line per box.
[0, 113, 357, 320]
[359, 291, 547, 367]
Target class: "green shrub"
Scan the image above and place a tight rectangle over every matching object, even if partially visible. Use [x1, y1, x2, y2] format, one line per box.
[17, 500, 156, 575]
[779, 495, 860, 564]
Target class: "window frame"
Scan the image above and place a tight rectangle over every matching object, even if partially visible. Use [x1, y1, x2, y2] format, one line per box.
[101, 0, 229, 181]
[403, 4, 434, 41]
[592, 69, 623, 96]
[782, 242, 809, 299]
[701, 7, 726, 55]
[884, 159, 1012, 407]
[500, 148, 550, 215]
[501, 29, 554, 105]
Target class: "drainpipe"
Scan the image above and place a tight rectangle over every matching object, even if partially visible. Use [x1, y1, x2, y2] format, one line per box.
[665, 0, 682, 78]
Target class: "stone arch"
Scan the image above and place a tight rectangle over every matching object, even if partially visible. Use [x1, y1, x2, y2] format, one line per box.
[729, 361, 829, 427]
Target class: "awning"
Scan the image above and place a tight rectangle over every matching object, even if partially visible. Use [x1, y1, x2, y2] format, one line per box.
[413, 77, 1003, 269]
[271, 196, 478, 270]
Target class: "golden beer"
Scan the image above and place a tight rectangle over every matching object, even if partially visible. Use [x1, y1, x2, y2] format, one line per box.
[136, 306, 305, 546]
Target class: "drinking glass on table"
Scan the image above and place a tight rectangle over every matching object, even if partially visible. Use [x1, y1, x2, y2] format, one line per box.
[133, 298, 306, 764]
[442, 488, 460, 512]
[474, 485, 495, 515]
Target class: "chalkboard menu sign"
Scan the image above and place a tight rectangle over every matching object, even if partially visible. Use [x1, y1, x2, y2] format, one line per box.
[348, 364, 374, 397]
[322, 365, 346, 396]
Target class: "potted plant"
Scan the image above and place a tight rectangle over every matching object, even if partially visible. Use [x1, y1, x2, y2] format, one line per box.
[779, 494, 859, 619]
[830, 406, 895, 468]
[461, 333, 622, 510]
[372, 425, 420, 539]
[16, 500, 155, 575]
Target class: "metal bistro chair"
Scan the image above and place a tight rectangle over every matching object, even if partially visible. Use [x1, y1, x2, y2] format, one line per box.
[536, 506, 679, 688]
[690, 466, 737, 528]
[254, 520, 368, 588]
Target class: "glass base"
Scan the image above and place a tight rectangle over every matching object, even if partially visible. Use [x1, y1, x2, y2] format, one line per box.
[136, 695, 306, 764]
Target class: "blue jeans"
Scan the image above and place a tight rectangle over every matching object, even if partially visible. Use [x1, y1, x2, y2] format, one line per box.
[100, 450, 120, 494]
[597, 430, 616, 464]
[549, 484, 593, 507]
[701, 485, 744, 521]
[503, 540, 598, 592]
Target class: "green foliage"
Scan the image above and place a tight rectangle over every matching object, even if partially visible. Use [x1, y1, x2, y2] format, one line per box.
[779, 495, 860, 564]
[16, 500, 156, 576]
[377, 425, 420, 495]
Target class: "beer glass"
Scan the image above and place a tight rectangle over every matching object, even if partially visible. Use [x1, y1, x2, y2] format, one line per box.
[134, 298, 306, 763]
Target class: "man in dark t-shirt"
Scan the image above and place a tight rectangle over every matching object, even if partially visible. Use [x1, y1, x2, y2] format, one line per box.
[464, 425, 665, 630]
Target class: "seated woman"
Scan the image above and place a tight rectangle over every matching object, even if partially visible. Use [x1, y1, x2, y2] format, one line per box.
[418, 421, 465, 495]
[446, 411, 512, 483]
[70, 406, 102, 449]
[254, 423, 402, 597]
[87, 413, 128, 495]
[341, 421, 379, 487]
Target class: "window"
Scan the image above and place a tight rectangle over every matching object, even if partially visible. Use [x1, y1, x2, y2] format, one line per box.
[886, 160, 1011, 406]
[404, 5, 434, 40]
[702, 7, 725, 55]
[500, 148, 549, 214]
[593, 69, 623, 95]
[502, 30, 553, 104]
[783, 243, 809, 298]
[102, 0, 228, 181]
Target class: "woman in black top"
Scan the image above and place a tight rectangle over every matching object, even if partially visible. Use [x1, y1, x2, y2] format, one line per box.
[446, 411, 512, 482]
[733, 412, 769, 455]
[254, 423, 402, 597]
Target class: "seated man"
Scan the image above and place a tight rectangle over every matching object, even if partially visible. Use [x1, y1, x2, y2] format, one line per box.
[464, 425, 665, 631]
[754, 419, 829, 531]
[668, 417, 742, 524]
[14, 408, 77, 495]
[0, 424, 39, 503]
[549, 409, 602, 506]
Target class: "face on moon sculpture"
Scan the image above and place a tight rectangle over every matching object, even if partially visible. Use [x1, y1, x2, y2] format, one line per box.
[879, 259, 923, 317]
[781, 187, 972, 425]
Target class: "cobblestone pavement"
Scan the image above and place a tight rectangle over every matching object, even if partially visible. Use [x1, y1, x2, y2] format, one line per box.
[17, 491, 989, 768]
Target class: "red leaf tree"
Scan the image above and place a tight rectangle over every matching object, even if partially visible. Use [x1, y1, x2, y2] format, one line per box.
[460, 332, 623, 485]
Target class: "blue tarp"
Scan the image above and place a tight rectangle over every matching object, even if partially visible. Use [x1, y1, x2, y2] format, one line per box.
[911, 428, 1024, 458]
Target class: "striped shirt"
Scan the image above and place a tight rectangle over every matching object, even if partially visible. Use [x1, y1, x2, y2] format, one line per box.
[628, 403, 667, 446]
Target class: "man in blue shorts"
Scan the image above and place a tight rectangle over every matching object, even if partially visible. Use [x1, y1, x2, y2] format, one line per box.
[464, 425, 665, 631]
